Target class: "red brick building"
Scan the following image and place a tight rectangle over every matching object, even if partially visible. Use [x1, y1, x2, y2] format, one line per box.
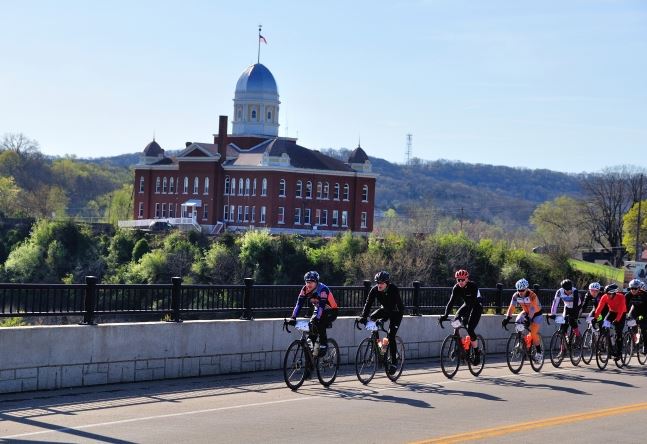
[127, 63, 376, 235]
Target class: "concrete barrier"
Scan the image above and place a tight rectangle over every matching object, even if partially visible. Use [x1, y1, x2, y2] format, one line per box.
[0, 315, 551, 394]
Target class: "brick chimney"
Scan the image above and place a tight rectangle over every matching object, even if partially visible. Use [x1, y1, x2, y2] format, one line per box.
[215, 115, 228, 162]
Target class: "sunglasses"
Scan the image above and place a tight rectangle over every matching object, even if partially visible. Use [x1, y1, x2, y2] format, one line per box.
[630, 287, 639, 291]
[456, 279, 466, 282]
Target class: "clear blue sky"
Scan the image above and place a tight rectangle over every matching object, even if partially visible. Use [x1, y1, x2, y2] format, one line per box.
[1, 0, 645, 173]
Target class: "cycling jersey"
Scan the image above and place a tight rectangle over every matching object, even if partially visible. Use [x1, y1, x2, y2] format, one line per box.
[361, 283, 404, 318]
[594, 293, 627, 321]
[506, 289, 542, 319]
[292, 282, 338, 319]
[550, 287, 580, 315]
[443, 281, 482, 316]
[627, 289, 647, 318]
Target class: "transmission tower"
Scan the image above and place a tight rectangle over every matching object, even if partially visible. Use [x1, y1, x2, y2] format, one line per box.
[405, 134, 413, 165]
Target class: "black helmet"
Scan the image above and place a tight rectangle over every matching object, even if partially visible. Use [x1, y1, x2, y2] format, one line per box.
[304, 271, 320, 282]
[374, 271, 390, 283]
[604, 283, 618, 294]
[560, 279, 573, 291]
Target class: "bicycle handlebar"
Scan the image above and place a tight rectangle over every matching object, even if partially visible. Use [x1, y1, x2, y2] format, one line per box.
[283, 318, 292, 334]
[438, 318, 445, 329]
[354, 318, 363, 330]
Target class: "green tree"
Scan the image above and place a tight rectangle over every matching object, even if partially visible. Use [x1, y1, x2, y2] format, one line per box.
[530, 196, 590, 254]
[622, 200, 647, 258]
[238, 230, 277, 283]
[0, 176, 22, 217]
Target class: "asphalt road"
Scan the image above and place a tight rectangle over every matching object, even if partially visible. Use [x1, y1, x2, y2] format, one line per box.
[1, 356, 646, 443]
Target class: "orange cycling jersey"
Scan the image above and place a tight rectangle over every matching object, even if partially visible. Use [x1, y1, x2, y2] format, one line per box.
[506, 290, 541, 318]
[594, 293, 626, 320]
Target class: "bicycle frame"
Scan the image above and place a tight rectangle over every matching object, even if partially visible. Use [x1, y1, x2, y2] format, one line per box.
[503, 319, 544, 373]
[354, 319, 405, 384]
[438, 318, 486, 378]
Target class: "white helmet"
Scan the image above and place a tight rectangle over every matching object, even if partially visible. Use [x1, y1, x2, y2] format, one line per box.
[628, 279, 642, 289]
[515, 278, 529, 291]
[588, 282, 601, 291]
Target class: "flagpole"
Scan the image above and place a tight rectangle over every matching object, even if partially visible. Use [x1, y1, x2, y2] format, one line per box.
[257, 25, 262, 64]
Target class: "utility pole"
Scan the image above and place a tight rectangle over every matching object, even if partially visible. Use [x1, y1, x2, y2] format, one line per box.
[405, 134, 412, 165]
[636, 173, 643, 261]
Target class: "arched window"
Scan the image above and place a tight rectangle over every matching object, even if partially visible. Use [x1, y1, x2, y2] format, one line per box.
[245, 178, 250, 195]
[162, 177, 167, 193]
[169, 177, 175, 193]
[253, 178, 257, 195]
[279, 179, 286, 197]
[251, 109, 257, 120]
[334, 183, 340, 200]
[316, 182, 322, 199]
[306, 181, 312, 199]
[139, 176, 145, 193]
[224, 176, 230, 195]
[231, 177, 236, 195]
[343, 184, 350, 201]
[362, 185, 369, 202]
[323, 182, 330, 199]
[238, 178, 243, 195]
[183, 177, 189, 194]
[155, 177, 161, 193]
[193, 177, 199, 194]
[296, 180, 303, 198]
[261, 178, 268, 196]
[267, 111, 272, 121]
[204, 177, 210, 195]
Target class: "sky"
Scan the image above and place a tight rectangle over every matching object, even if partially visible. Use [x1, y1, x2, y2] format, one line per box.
[1, 0, 646, 173]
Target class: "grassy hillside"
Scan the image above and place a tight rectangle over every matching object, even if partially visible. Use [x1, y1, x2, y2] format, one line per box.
[568, 259, 624, 284]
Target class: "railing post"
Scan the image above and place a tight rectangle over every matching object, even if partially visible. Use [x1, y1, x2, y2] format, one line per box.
[363, 279, 371, 306]
[411, 281, 421, 316]
[533, 283, 540, 294]
[496, 283, 503, 315]
[240, 277, 254, 320]
[170, 276, 182, 322]
[80, 276, 97, 325]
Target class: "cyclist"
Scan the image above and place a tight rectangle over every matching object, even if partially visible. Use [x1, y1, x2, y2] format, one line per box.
[581, 282, 605, 320]
[288, 271, 339, 357]
[549, 279, 581, 338]
[593, 283, 626, 361]
[626, 279, 647, 355]
[438, 269, 483, 365]
[358, 270, 404, 374]
[502, 278, 544, 361]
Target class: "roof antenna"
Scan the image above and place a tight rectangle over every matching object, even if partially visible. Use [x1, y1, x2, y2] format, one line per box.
[358, 135, 361, 148]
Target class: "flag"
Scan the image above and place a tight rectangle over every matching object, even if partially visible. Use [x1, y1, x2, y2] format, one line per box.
[259, 35, 267, 44]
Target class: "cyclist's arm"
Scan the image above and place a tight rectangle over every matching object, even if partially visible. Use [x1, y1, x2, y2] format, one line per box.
[505, 295, 516, 318]
[550, 290, 560, 316]
[360, 287, 377, 318]
[594, 295, 608, 319]
[443, 286, 459, 317]
[291, 293, 306, 318]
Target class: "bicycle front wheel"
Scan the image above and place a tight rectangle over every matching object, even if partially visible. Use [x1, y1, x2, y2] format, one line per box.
[529, 335, 544, 372]
[467, 334, 486, 377]
[569, 332, 583, 367]
[317, 338, 340, 387]
[385, 336, 405, 382]
[622, 331, 634, 366]
[506, 333, 524, 374]
[440, 335, 460, 379]
[549, 331, 565, 368]
[596, 333, 611, 370]
[355, 337, 378, 385]
[283, 340, 308, 390]
[581, 328, 595, 365]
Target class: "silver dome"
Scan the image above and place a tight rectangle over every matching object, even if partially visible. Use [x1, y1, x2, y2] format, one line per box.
[235, 63, 278, 96]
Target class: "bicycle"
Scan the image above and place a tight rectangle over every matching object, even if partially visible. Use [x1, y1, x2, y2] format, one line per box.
[503, 318, 544, 373]
[354, 319, 405, 384]
[438, 317, 486, 378]
[624, 317, 647, 366]
[595, 318, 632, 370]
[548, 314, 583, 367]
[580, 315, 599, 365]
[282, 319, 340, 390]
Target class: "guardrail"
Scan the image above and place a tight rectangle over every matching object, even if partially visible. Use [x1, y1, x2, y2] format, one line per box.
[0, 277, 572, 324]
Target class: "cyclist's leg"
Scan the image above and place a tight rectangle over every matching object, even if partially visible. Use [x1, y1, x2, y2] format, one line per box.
[387, 313, 403, 362]
[530, 316, 542, 352]
[566, 307, 580, 336]
[613, 314, 626, 358]
[560, 308, 569, 335]
[466, 304, 483, 343]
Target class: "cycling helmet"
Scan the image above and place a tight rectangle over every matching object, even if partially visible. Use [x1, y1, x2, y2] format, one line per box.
[641, 281, 647, 291]
[374, 271, 390, 283]
[454, 269, 469, 280]
[515, 278, 529, 291]
[604, 283, 618, 294]
[628, 279, 642, 289]
[304, 271, 320, 282]
[560, 279, 573, 291]
[588, 282, 601, 291]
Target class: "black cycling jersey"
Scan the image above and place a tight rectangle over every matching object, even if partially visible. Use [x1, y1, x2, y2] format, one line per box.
[628, 289, 647, 318]
[443, 281, 482, 317]
[360, 283, 404, 319]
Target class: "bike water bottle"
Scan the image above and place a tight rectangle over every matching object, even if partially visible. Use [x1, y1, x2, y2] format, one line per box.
[462, 336, 471, 351]
[381, 337, 389, 353]
[524, 333, 533, 348]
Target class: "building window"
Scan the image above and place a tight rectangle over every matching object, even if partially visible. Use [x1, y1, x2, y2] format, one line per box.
[183, 177, 189, 194]
[361, 211, 367, 228]
[169, 204, 175, 218]
[251, 206, 256, 222]
[253, 178, 257, 195]
[342, 210, 348, 227]
[332, 210, 339, 226]
[193, 177, 199, 194]
[322, 209, 328, 226]
[304, 208, 311, 225]
[323, 182, 329, 199]
[251, 109, 257, 120]
[155, 203, 160, 218]
[334, 183, 340, 200]
[245, 178, 250, 195]
[204, 177, 210, 195]
[279, 179, 286, 197]
[296, 180, 303, 198]
[316, 182, 322, 199]
[261, 178, 267, 196]
[294, 208, 301, 225]
[260, 206, 266, 223]
[362, 185, 369, 202]
[161, 203, 167, 218]
[223, 205, 229, 221]
[238, 178, 243, 196]
[278, 207, 285, 224]
[229, 205, 235, 222]
[203, 204, 208, 220]
[225, 176, 231, 195]
[138, 202, 144, 218]
[306, 181, 312, 199]
[237, 206, 243, 222]
[244, 206, 249, 222]
[162, 178, 167, 193]
[267, 111, 271, 120]
[231, 177, 236, 196]
[155, 177, 161, 194]
[139, 176, 145, 193]
[343, 184, 350, 201]
[169, 177, 175, 193]
[315, 209, 321, 225]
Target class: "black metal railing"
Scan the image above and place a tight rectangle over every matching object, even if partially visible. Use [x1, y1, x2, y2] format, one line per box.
[0, 277, 586, 324]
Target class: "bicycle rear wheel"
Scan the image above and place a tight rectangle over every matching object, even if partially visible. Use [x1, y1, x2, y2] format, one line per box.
[283, 340, 308, 390]
[440, 335, 460, 379]
[317, 338, 340, 387]
[596, 333, 610, 370]
[355, 337, 378, 385]
[621, 332, 634, 366]
[385, 336, 405, 382]
[529, 335, 544, 372]
[581, 328, 595, 365]
[467, 334, 486, 377]
[637, 334, 647, 365]
[569, 332, 583, 367]
[549, 331, 565, 368]
[506, 333, 524, 374]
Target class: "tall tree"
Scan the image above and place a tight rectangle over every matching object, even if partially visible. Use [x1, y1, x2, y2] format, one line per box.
[0, 133, 40, 156]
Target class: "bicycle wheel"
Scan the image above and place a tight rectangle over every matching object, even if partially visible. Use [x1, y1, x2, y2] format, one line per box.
[440, 335, 461, 379]
[637, 334, 647, 365]
[621, 332, 634, 366]
[549, 331, 565, 368]
[283, 340, 308, 390]
[529, 335, 544, 372]
[355, 337, 378, 385]
[467, 334, 486, 377]
[385, 336, 405, 382]
[506, 333, 524, 374]
[569, 332, 583, 367]
[316, 338, 340, 387]
[596, 333, 610, 370]
[581, 328, 595, 365]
